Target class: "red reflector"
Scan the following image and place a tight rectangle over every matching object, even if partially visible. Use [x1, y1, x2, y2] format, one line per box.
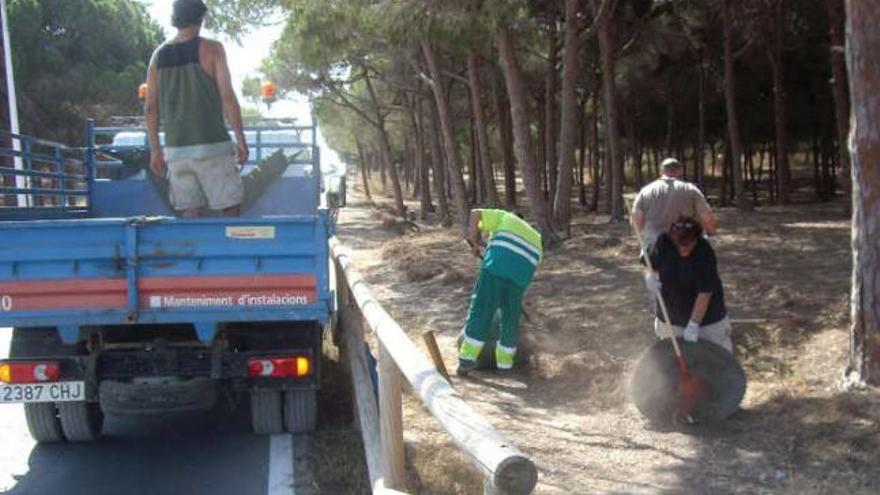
[0, 361, 61, 383]
[247, 356, 310, 378]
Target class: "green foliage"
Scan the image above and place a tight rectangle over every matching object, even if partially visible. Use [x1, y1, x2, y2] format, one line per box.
[7, 0, 163, 143]
[204, 0, 284, 39]
[241, 74, 263, 106]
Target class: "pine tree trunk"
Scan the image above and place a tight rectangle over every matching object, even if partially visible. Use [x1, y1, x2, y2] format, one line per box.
[408, 97, 432, 218]
[468, 122, 478, 204]
[422, 41, 470, 231]
[363, 71, 405, 216]
[769, 0, 790, 204]
[554, 0, 580, 231]
[545, 21, 559, 210]
[595, 2, 624, 221]
[590, 84, 601, 212]
[426, 87, 451, 226]
[496, 26, 555, 238]
[697, 47, 706, 189]
[403, 131, 414, 197]
[845, 0, 880, 385]
[491, 66, 517, 208]
[419, 99, 433, 210]
[722, 0, 751, 211]
[378, 138, 387, 187]
[467, 52, 499, 207]
[355, 138, 372, 203]
[827, 0, 852, 213]
[537, 97, 548, 199]
[578, 97, 589, 207]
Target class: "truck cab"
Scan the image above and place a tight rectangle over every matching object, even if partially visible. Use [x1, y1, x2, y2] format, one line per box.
[0, 120, 336, 442]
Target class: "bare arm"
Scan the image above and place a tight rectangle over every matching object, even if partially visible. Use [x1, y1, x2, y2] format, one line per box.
[693, 187, 717, 235]
[467, 209, 482, 246]
[690, 292, 712, 324]
[145, 52, 163, 175]
[632, 208, 646, 236]
[212, 43, 248, 164]
[700, 211, 718, 235]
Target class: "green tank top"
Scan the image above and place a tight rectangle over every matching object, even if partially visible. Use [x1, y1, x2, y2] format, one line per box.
[156, 37, 232, 161]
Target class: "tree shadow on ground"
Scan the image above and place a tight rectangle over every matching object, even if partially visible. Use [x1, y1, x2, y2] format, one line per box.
[643, 390, 880, 495]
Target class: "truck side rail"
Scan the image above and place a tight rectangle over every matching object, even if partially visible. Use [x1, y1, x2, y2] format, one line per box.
[0, 130, 90, 219]
[87, 119, 323, 213]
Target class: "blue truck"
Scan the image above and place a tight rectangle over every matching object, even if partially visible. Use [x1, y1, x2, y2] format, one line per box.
[0, 120, 337, 442]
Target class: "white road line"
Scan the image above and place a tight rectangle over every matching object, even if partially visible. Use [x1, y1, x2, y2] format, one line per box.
[268, 434, 296, 495]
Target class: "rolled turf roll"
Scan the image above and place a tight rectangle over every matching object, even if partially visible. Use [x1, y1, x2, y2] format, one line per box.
[629, 338, 747, 424]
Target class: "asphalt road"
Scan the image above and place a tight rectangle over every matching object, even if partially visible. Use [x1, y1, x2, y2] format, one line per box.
[0, 327, 316, 495]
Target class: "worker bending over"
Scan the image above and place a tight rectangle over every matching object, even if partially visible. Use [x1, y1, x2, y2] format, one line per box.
[646, 217, 733, 352]
[458, 209, 542, 376]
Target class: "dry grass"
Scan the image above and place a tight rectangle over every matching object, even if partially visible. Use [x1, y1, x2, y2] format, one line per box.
[335, 179, 879, 494]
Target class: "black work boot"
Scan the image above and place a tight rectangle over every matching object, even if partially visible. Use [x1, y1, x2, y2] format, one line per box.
[456, 359, 477, 377]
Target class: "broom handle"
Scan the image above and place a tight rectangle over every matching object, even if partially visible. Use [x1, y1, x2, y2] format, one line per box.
[630, 216, 685, 361]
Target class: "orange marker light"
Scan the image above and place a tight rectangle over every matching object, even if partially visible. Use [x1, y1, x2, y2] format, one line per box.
[260, 81, 277, 102]
[138, 83, 148, 100]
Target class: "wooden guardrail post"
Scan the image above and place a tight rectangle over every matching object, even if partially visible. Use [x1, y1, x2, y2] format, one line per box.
[339, 308, 382, 480]
[379, 341, 406, 489]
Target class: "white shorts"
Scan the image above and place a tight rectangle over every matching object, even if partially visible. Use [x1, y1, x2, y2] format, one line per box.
[167, 152, 244, 211]
[654, 316, 733, 353]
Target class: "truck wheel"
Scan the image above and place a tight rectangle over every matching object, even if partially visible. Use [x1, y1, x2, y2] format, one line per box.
[284, 389, 317, 434]
[23, 403, 64, 443]
[250, 390, 283, 435]
[58, 402, 104, 442]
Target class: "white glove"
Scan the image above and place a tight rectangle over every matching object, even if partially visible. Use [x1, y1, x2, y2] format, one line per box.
[683, 320, 700, 343]
[644, 272, 661, 297]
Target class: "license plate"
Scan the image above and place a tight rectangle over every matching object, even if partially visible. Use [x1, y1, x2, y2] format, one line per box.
[0, 382, 85, 403]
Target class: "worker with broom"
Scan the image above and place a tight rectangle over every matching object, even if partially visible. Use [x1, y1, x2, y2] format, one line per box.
[645, 217, 733, 352]
[457, 209, 542, 376]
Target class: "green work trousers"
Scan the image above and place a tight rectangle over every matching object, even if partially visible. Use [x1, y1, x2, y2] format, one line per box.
[464, 270, 525, 349]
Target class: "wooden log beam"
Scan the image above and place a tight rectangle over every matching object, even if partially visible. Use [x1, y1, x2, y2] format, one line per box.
[330, 238, 538, 495]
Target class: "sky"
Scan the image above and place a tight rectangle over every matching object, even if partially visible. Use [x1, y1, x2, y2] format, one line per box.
[140, 1, 342, 167]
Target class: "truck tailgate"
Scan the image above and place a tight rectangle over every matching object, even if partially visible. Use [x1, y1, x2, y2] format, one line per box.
[0, 215, 331, 329]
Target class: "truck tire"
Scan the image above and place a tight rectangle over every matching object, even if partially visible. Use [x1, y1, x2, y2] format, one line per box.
[23, 403, 64, 443]
[58, 402, 103, 442]
[250, 390, 283, 435]
[283, 389, 317, 434]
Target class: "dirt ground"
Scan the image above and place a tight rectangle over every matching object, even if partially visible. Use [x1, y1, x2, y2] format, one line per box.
[333, 178, 879, 495]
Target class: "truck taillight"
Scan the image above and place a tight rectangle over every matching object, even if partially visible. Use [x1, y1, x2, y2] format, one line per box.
[248, 356, 311, 378]
[0, 361, 61, 383]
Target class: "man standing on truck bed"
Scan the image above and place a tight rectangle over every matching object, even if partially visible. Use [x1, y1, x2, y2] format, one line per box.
[145, 0, 248, 217]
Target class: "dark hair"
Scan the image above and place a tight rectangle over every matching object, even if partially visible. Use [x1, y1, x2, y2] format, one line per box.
[668, 216, 703, 246]
[172, 0, 207, 28]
